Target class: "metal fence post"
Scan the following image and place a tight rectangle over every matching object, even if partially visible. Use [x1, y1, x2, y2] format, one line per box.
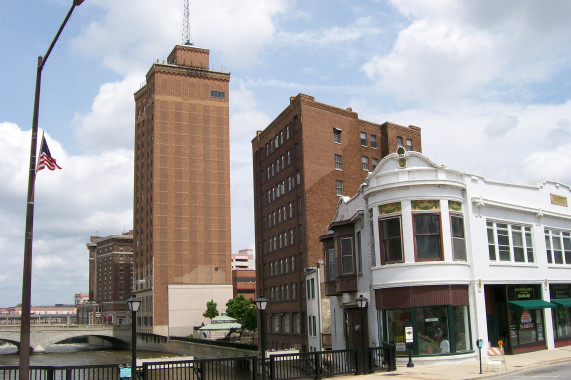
[315, 352, 321, 380]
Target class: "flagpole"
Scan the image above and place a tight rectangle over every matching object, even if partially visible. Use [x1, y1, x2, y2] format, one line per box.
[19, 2, 85, 379]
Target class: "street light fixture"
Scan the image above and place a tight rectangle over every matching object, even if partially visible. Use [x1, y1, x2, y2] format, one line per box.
[356, 294, 368, 374]
[254, 295, 269, 380]
[19, 1, 85, 379]
[127, 295, 142, 379]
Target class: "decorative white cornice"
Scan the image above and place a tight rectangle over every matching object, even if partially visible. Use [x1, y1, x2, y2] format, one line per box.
[470, 197, 569, 221]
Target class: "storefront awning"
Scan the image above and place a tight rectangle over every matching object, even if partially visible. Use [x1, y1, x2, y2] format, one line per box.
[551, 298, 571, 308]
[508, 300, 557, 311]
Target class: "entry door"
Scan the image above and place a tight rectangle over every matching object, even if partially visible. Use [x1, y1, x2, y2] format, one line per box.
[344, 308, 368, 351]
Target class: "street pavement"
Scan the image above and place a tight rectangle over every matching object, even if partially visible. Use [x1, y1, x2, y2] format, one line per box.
[336, 346, 571, 380]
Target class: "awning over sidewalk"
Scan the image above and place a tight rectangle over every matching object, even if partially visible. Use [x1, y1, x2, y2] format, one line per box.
[550, 298, 571, 308]
[508, 300, 557, 311]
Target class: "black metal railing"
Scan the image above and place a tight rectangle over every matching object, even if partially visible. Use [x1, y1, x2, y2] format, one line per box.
[0, 344, 396, 380]
[268, 349, 358, 380]
[0, 363, 123, 379]
[141, 355, 257, 380]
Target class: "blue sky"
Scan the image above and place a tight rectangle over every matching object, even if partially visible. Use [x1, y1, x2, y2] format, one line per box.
[1, 0, 570, 307]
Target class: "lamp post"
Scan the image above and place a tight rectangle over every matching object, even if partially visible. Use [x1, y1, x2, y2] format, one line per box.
[127, 295, 142, 379]
[356, 294, 368, 374]
[19, 2, 85, 379]
[254, 295, 269, 380]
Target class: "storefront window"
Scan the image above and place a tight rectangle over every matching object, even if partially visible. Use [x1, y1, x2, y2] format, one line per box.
[452, 305, 471, 351]
[509, 309, 544, 345]
[553, 308, 571, 339]
[416, 306, 449, 354]
[386, 309, 410, 355]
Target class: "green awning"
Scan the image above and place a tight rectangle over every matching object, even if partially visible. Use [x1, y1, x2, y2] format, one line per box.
[508, 300, 557, 311]
[551, 298, 571, 308]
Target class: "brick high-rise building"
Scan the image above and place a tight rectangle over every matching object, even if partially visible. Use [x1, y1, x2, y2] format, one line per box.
[133, 45, 233, 336]
[86, 231, 134, 325]
[251, 94, 422, 351]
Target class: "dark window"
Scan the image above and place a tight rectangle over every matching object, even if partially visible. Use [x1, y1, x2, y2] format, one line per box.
[333, 128, 341, 143]
[451, 215, 467, 260]
[371, 134, 378, 149]
[406, 138, 413, 151]
[340, 237, 354, 274]
[210, 91, 225, 98]
[414, 214, 442, 260]
[397, 136, 403, 147]
[380, 217, 403, 263]
[327, 248, 337, 281]
[360, 132, 367, 146]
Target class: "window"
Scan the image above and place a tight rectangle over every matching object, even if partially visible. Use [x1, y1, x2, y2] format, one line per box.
[357, 231, 362, 274]
[333, 128, 341, 143]
[380, 217, 403, 263]
[414, 214, 442, 260]
[451, 215, 467, 260]
[272, 314, 279, 332]
[360, 132, 367, 146]
[336, 180, 344, 196]
[545, 229, 571, 264]
[210, 91, 225, 98]
[292, 283, 297, 300]
[407, 138, 413, 151]
[282, 313, 290, 333]
[372, 158, 379, 169]
[293, 313, 300, 333]
[340, 237, 354, 274]
[397, 136, 403, 147]
[291, 255, 295, 271]
[487, 220, 535, 263]
[371, 134, 378, 149]
[327, 248, 337, 281]
[362, 156, 369, 171]
[334, 154, 343, 170]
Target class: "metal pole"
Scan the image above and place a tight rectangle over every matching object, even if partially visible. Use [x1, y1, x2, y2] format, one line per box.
[132, 310, 137, 379]
[260, 308, 265, 380]
[407, 342, 414, 367]
[18, 3, 82, 380]
[360, 307, 366, 374]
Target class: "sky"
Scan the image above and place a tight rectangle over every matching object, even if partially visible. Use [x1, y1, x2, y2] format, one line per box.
[1, 0, 571, 307]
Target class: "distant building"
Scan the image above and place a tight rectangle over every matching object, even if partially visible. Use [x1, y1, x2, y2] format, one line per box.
[133, 45, 233, 336]
[232, 249, 255, 270]
[86, 231, 134, 325]
[252, 93, 422, 351]
[74, 293, 89, 306]
[232, 269, 256, 300]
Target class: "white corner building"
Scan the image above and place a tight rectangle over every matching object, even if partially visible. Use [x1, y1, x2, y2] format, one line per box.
[320, 148, 571, 361]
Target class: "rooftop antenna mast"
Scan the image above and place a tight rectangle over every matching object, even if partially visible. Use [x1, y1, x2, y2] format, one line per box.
[182, 0, 193, 46]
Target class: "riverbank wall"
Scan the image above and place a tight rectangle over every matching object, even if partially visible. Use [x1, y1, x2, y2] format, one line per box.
[136, 334, 257, 359]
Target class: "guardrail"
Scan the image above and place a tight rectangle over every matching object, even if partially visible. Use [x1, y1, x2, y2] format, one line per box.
[0, 344, 397, 379]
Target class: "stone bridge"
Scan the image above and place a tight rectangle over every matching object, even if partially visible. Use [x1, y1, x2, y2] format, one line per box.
[0, 325, 132, 353]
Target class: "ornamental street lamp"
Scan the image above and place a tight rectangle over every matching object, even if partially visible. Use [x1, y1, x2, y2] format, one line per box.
[19, 2, 85, 379]
[127, 295, 142, 379]
[254, 295, 269, 380]
[356, 294, 368, 374]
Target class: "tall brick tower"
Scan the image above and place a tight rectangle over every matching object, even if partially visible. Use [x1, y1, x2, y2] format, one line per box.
[252, 94, 422, 351]
[133, 45, 232, 336]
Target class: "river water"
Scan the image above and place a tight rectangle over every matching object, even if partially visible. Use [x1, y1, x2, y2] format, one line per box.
[0, 343, 180, 367]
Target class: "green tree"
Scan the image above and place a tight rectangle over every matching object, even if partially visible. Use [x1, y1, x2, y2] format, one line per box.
[225, 295, 257, 332]
[203, 299, 219, 321]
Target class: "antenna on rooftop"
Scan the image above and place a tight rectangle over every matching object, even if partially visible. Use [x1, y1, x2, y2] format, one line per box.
[182, 0, 193, 46]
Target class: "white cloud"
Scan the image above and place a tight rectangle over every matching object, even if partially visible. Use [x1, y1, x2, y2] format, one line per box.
[229, 81, 271, 252]
[485, 115, 518, 139]
[0, 122, 133, 306]
[363, 0, 571, 103]
[73, 0, 289, 72]
[74, 75, 141, 153]
[522, 144, 571, 185]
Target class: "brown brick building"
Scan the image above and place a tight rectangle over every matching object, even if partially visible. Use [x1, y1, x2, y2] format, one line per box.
[232, 269, 256, 300]
[133, 45, 233, 336]
[251, 94, 422, 351]
[86, 231, 134, 325]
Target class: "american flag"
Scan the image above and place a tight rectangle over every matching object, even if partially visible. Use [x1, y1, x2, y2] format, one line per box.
[36, 134, 62, 172]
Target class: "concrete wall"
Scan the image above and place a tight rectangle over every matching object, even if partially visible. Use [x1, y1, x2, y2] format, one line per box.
[168, 284, 233, 337]
[137, 335, 256, 359]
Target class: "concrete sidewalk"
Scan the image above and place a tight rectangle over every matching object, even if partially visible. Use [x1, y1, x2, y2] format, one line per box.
[336, 346, 571, 379]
